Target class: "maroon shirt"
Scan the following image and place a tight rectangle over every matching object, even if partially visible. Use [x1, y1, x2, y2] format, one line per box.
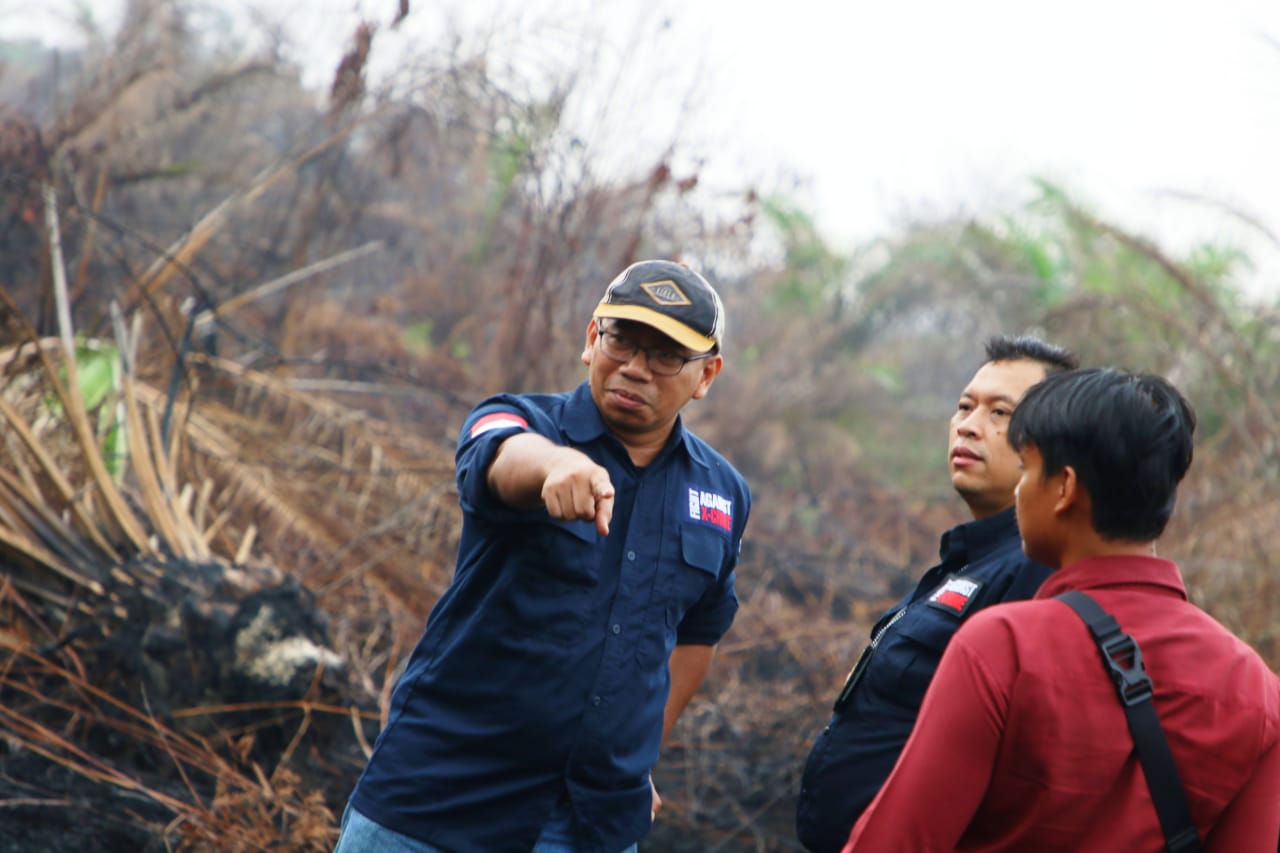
[844, 555, 1280, 852]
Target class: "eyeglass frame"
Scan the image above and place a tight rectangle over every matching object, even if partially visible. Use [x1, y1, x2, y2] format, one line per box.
[593, 319, 718, 376]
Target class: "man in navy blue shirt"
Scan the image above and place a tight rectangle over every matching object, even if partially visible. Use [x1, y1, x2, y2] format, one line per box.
[795, 335, 1077, 853]
[337, 260, 751, 853]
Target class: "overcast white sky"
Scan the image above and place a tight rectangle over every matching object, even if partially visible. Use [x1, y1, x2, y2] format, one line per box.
[5, 0, 1280, 295]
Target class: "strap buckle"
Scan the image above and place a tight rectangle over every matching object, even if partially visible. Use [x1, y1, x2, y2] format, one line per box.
[1100, 632, 1154, 707]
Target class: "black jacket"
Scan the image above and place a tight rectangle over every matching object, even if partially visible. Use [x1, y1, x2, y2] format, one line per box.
[796, 508, 1052, 852]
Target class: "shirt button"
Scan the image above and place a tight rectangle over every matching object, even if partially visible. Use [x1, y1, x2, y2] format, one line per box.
[591, 695, 601, 707]
[627, 550, 636, 561]
[611, 623, 621, 634]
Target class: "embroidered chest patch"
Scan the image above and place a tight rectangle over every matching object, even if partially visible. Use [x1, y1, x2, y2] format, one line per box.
[687, 486, 733, 533]
[925, 574, 984, 617]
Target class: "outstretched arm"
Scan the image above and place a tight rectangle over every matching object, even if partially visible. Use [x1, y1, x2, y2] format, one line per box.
[487, 432, 615, 535]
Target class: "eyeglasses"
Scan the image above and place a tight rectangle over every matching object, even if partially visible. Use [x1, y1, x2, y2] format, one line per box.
[595, 323, 716, 376]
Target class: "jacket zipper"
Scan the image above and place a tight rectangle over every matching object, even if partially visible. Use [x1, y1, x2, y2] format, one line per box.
[833, 605, 909, 709]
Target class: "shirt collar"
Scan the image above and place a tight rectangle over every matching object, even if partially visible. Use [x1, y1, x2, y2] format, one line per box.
[563, 382, 609, 444]
[1035, 554, 1188, 601]
[938, 506, 1019, 565]
[562, 382, 707, 469]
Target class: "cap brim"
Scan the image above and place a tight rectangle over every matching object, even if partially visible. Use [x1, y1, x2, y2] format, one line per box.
[593, 303, 717, 353]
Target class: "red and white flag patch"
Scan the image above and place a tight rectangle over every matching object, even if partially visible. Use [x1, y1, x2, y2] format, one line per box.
[469, 412, 529, 438]
[925, 575, 983, 617]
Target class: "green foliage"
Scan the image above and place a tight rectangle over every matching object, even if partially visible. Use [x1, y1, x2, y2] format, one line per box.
[48, 341, 125, 479]
[861, 361, 902, 392]
[749, 177, 1276, 501]
[403, 320, 435, 354]
[0, 37, 47, 67]
[760, 195, 849, 314]
[482, 119, 531, 223]
[491, 125, 530, 191]
[74, 343, 119, 411]
[995, 214, 1070, 307]
[469, 95, 566, 262]
[1185, 242, 1251, 285]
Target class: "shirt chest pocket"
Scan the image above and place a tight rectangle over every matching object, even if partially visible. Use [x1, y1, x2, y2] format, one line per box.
[889, 614, 962, 706]
[507, 518, 599, 644]
[521, 518, 599, 583]
[635, 527, 726, 670]
[672, 529, 725, 612]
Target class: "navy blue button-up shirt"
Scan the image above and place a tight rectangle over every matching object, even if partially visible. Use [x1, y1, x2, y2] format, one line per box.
[795, 507, 1052, 853]
[351, 383, 750, 853]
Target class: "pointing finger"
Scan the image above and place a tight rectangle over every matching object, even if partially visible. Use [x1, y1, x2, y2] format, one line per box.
[591, 475, 615, 537]
[595, 491, 614, 537]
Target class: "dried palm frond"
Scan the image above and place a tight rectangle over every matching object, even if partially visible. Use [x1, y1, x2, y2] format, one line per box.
[143, 355, 460, 617]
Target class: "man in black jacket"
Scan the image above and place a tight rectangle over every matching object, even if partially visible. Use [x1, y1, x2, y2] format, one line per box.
[795, 334, 1076, 852]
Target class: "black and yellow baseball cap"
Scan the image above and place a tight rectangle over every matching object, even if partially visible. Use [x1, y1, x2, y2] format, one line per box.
[593, 260, 725, 353]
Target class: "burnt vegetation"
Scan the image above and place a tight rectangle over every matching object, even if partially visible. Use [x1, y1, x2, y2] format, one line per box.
[1, 2, 1278, 850]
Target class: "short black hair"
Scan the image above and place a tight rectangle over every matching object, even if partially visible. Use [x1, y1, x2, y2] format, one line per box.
[984, 334, 1078, 374]
[1008, 368, 1196, 541]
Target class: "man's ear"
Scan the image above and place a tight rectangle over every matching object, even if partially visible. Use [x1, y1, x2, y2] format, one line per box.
[582, 318, 599, 366]
[1054, 465, 1080, 515]
[690, 354, 723, 400]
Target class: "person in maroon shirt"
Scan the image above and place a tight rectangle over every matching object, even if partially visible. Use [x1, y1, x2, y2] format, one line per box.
[843, 368, 1280, 852]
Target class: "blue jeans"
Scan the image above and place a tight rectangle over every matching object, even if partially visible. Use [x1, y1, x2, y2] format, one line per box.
[333, 803, 640, 853]
[334, 806, 450, 852]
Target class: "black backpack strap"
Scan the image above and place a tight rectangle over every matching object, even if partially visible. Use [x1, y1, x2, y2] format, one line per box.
[1056, 590, 1202, 853]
